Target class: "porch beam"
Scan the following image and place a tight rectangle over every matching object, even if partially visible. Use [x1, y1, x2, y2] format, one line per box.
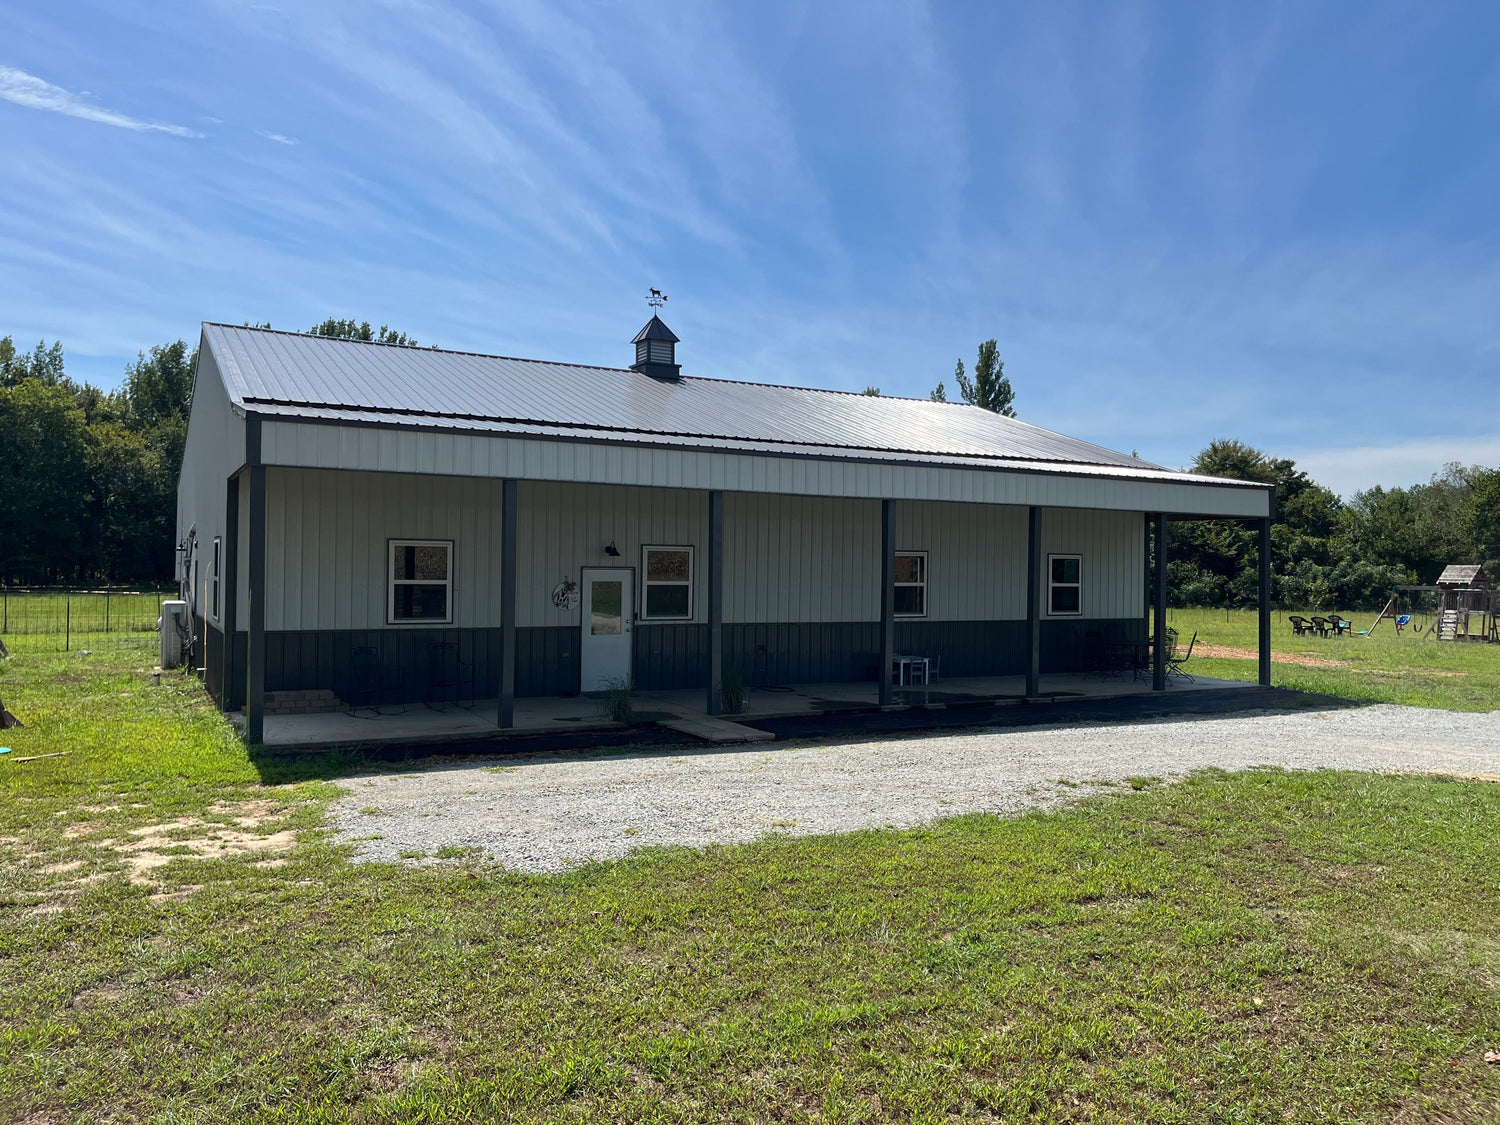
[1258, 516, 1272, 687]
[706, 490, 724, 716]
[221, 474, 238, 712]
[1153, 512, 1168, 692]
[1026, 506, 1041, 698]
[246, 462, 266, 743]
[498, 478, 518, 728]
[879, 499, 896, 706]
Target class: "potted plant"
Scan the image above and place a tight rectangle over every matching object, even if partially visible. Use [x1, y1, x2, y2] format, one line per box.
[720, 666, 747, 715]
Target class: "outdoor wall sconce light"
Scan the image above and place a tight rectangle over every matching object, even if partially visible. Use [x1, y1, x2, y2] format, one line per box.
[604, 540, 620, 557]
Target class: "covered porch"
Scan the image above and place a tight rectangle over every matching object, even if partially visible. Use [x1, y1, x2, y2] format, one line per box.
[241, 669, 1262, 751]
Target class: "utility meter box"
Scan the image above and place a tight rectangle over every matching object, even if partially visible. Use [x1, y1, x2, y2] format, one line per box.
[159, 600, 189, 669]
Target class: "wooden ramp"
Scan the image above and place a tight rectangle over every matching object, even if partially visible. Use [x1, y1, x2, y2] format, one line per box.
[658, 714, 775, 744]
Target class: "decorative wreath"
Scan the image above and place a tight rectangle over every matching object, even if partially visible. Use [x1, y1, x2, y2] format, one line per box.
[551, 577, 580, 610]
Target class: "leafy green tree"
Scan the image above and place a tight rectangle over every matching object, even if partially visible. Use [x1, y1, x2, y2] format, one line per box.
[929, 382, 947, 402]
[953, 339, 1015, 416]
[862, 386, 880, 396]
[0, 377, 90, 582]
[0, 336, 66, 388]
[309, 318, 417, 346]
[122, 341, 195, 432]
[1468, 468, 1500, 564]
[86, 421, 172, 582]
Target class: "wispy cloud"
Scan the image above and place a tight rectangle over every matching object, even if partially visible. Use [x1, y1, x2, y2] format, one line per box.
[0, 65, 201, 137]
[257, 130, 298, 145]
[1289, 435, 1500, 498]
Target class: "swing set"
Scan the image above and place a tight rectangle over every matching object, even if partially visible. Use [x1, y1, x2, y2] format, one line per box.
[1362, 564, 1498, 642]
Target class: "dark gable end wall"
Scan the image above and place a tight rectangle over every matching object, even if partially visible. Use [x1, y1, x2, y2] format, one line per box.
[207, 618, 1145, 708]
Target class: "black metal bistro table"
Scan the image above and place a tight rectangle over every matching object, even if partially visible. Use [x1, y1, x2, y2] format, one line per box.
[1106, 639, 1155, 682]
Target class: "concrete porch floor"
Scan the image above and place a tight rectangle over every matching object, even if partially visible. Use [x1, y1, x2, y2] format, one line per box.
[242, 671, 1258, 750]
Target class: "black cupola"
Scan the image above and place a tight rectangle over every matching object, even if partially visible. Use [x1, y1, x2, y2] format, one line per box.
[631, 315, 681, 381]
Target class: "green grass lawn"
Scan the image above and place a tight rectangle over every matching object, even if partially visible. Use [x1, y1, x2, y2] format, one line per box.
[2, 635, 1499, 1122]
[1168, 607, 1500, 711]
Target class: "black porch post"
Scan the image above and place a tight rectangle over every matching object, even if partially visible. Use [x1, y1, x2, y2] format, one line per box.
[498, 478, 518, 728]
[879, 499, 896, 706]
[706, 490, 724, 716]
[1258, 516, 1272, 687]
[1026, 506, 1042, 698]
[1153, 512, 1168, 692]
[246, 451, 267, 741]
[221, 475, 239, 712]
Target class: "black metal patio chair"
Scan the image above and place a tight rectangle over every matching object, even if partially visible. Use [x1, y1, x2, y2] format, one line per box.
[426, 641, 476, 710]
[1167, 631, 1197, 683]
[347, 645, 406, 717]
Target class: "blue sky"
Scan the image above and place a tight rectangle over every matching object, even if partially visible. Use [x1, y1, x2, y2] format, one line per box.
[2, 1, 1498, 495]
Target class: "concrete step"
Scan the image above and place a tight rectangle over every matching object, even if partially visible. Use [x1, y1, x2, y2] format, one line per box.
[657, 714, 775, 744]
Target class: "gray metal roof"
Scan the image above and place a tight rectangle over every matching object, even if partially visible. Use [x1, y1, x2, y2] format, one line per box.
[202, 322, 1258, 487]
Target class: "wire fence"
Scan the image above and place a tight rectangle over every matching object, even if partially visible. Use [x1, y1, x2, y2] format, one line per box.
[0, 588, 175, 650]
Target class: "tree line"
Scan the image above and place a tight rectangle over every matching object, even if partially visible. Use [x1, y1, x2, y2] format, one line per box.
[1169, 440, 1499, 610]
[0, 321, 410, 586]
[1, 328, 1494, 606]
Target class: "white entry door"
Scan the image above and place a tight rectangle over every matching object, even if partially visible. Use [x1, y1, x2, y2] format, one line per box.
[579, 567, 634, 692]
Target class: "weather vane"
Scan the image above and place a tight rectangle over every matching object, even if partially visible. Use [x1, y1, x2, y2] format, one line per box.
[647, 288, 668, 310]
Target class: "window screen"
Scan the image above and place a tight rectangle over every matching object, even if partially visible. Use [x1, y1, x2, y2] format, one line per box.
[642, 546, 693, 619]
[389, 540, 453, 623]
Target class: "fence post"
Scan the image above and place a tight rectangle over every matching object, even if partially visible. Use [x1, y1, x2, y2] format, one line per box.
[66, 594, 71, 651]
[106, 589, 111, 633]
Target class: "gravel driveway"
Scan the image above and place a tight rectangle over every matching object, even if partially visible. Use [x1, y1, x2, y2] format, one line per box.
[330, 704, 1500, 873]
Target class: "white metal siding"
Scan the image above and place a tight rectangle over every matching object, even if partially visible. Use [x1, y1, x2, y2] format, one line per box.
[175, 345, 246, 620]
[1040, 508, 1145, 620]
[724, 494, 881, 623]
[896, 501, 1028, 621]
[259, 420, 1270, 518]
[265, 469, 506, 631]
[256, 472, 1148, 632]
[518, 481, 707, 629]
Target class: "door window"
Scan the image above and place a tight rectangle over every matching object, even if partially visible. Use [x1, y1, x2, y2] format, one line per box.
[590, 580, 623, 635]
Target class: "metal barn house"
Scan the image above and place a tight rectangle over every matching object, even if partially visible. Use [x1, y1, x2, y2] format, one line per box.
[175, 317, 1274, 745]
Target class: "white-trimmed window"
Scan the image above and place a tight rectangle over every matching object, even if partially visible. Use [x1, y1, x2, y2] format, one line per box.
[210, 537, 221, 621]
[1049, 554, 1082, 615]
[642, 545, 693, 620]
[388, 539, 454, 624]
[894, 551, 927, 617]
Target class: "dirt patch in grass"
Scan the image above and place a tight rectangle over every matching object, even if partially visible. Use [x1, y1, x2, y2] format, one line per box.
[1196, 643, 1350, 668]
[114, 821, 299, 886]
